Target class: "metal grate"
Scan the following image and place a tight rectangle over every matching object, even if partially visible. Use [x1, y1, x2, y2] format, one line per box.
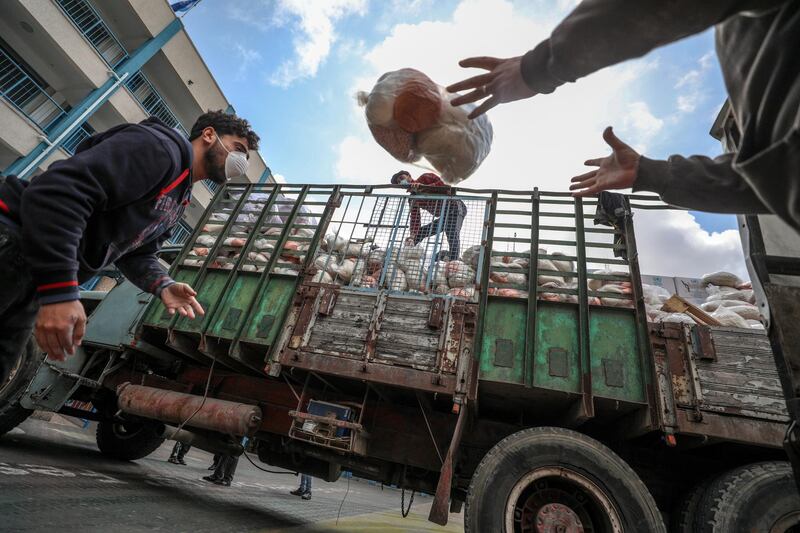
[167, 220, 193, 246]
[0, 46, 66, 132]
[56, 0, 129, 69]
[311, 191, 489, 300]
[125, 72, 189, 137]
[181, 185, 322, 275]
[61, 123, 94, 154]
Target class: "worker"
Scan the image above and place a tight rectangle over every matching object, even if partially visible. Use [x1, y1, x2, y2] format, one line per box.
[290, 473, 313, 500]
[0, 110, 260, 386]
[203, 436, 248, 487]
[203, 454, 239, 487]
[447, 1, 800, 233]
[391, 170, 467, 260]
[168, 442, 191, 466]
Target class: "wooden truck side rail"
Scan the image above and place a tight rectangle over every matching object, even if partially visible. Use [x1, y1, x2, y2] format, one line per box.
[650, 322, 788, 449]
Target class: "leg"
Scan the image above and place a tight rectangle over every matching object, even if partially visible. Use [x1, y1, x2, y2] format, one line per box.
[301, 474, 312, 499]
[443, 202, 466, 260]
[412, 220, 437, 246]
[168, 442, 181, 463]
[204, 454, 227, 483]
[176, 444, 190, 464]
[221, 455, 239, 485]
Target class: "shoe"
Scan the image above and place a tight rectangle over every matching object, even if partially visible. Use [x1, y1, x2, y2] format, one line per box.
[290, 489, 304, 496]
[168, 457, 180, 464]
[177, 457, 187, 465]
[216, 479, 231, 487]
[301, 492, 311, 500]
[203, 475, 221, 484]
[208, 464, 217, 470]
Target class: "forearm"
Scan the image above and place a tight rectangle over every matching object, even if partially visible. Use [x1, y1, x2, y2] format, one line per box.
[634, 153, 770, 214]
[521, 0, 776, 94]
[116, 242, 174, 296]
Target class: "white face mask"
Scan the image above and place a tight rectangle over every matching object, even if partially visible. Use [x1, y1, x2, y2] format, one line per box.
[216, 135, 249, 180]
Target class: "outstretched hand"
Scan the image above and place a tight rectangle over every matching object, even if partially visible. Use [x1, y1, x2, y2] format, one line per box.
[570, 127, 641, 197]
[35, 300, 87, 361]
[447, 56, 536, 119]
[161, 282, 205, 320]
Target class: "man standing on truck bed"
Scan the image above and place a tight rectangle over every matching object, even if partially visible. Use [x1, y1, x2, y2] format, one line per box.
[447, 0, 800, 233]
[0, 110, 260, 383]
[391, 170, 467, 260]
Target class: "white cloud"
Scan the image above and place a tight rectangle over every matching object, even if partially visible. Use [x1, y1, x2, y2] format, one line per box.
[333, 0, 746, 278]
[272, 173, 288, 184]
[234, 43, 262, 81]
[634, 210, 747, 279]
[270, 0, 368, 87]
[673, 50, 716, 115]
[226, 3, 272, 32]
[621, 102, 664, 152]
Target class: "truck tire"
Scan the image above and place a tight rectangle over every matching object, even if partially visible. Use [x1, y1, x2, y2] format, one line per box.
[0, 338, 45, 438]
[96, 419, 166, 461]
[693, 461, 800, 532]
[670, 478, 712, 533]
[464, 427, 665, 533]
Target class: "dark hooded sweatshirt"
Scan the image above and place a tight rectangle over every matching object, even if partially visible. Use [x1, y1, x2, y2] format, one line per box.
[0, 117, 193, 304]
[519, 0, 800, 232]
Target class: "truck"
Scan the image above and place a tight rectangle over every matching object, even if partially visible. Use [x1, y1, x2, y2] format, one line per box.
[0, 182, 797, 532]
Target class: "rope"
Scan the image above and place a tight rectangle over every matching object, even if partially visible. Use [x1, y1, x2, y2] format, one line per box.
[401, 488, 415, 518]
[336, 474, 351, 525]
[168, 356, 216, 439]
[241, 450, 297, 475]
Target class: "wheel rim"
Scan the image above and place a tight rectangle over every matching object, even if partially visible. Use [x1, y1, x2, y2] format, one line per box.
[111, 421, 145, 440]
[505, 467, 623, 533]
[769, 511, 800, 533]
[0, 348, 25, 396]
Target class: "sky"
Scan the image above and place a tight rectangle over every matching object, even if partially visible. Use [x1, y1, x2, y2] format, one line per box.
[181, 0, 748, 279]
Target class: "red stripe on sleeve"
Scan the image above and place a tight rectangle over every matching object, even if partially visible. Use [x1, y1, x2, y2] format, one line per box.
[37, 280, 79, 292]
[0, 198, 9, 213]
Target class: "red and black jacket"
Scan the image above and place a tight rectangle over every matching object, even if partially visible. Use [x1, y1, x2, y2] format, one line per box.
[0, 117, 193, 304]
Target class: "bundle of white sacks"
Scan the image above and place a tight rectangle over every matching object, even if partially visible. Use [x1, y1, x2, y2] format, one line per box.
[309, 237, 580, 301]
[645, 271, 763, 330]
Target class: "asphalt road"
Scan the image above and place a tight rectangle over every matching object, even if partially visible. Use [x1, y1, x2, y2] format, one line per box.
[0, 415, 464, 533]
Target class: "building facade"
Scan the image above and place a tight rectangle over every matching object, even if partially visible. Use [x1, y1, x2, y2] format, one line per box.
[0, 0, 272, 246]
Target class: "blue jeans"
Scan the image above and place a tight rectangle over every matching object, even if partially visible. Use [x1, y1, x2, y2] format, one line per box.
[300, 474, 312, 492]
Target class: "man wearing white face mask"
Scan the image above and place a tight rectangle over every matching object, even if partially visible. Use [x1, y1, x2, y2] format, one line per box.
[0, 110, 259, 374]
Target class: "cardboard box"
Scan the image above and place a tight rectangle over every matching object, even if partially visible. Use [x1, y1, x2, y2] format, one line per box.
[674, 277, 708, 303]
[641, 275, 678, 296]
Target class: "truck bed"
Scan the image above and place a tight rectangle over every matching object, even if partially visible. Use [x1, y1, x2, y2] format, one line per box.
[652, 323, 788, 448]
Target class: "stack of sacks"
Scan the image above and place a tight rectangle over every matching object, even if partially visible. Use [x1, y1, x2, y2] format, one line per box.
[187, 222, 311, 272]
[358, 68, 493, 185]
[643, 284, 671, 322]
[587, 268, 633, 308]
[312, 233, 382, 287]
[698, 271, 762, 329]
[184, 190, 317, 273]
[646, 271, 763, 330]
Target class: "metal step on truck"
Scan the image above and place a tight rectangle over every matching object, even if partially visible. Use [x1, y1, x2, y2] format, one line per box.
[1, 182, 797, 532]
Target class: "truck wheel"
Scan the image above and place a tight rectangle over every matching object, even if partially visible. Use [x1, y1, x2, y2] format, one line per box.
[0, 338, 45, 438]
[670, 478, 712, 533]
[96, 419, 166, 460]
[464, 427, 665, 533]
[693, 461, 800, 532]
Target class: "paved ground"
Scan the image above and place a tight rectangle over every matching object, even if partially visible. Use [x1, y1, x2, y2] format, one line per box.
[0, 416, 464, 533]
